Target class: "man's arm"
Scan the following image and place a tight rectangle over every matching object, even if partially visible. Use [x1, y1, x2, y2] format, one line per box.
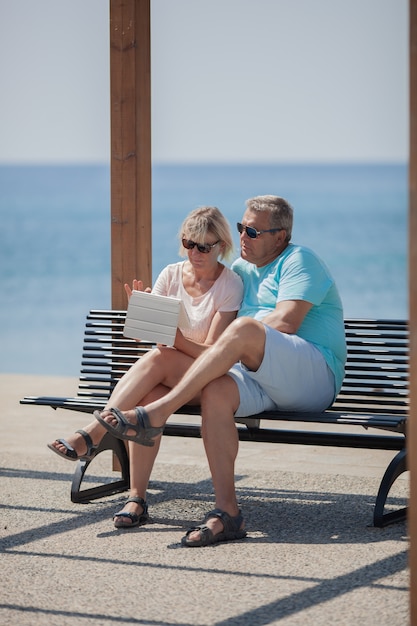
[261, 300, 312, 334]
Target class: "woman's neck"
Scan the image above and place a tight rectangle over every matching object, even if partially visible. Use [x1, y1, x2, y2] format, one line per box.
[183, 261, 223, 296]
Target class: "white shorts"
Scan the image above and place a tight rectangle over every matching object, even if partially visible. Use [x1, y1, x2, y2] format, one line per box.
[227, 324, 335, 417]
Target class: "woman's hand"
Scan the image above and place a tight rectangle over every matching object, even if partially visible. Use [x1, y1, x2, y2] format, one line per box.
[173, 328, 185, 351]
[124, 279, 151, 302]
[155, 329, 184, 350]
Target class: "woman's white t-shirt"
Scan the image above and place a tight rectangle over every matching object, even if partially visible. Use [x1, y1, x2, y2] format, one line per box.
[152, 261, 243, 344]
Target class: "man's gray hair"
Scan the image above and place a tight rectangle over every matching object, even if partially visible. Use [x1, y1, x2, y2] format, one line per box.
[246, 195, 293, 242]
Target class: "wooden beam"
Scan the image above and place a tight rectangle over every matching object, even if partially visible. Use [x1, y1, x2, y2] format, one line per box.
[410, 0, 417, 617]
[110, 0, 152, 309]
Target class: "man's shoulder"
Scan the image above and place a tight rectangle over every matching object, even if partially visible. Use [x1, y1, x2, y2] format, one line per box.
[281, 244, 333, 282]
[282, 244, 323, 265]
[231, 257, 249, 272]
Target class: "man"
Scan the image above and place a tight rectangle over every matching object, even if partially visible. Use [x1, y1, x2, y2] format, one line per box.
[96, 195, 347, 546]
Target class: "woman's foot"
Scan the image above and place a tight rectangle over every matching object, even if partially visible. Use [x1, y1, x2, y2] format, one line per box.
[113, 496, 149, 529]
[47, 429, 98, 462]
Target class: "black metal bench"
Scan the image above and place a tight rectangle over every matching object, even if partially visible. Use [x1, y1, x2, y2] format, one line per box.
[20, 310, 409, 528]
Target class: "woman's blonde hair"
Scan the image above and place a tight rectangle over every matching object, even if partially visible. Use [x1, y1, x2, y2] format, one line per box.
[179, 206, 234, 261]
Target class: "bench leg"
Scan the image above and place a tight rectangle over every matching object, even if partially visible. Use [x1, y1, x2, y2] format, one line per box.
[373, 448, 407, 527]
[71, 433, 130, 503]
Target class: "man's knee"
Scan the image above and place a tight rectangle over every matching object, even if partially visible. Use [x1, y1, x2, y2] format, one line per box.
[224, 317, 266, 371]
[201, 376, 240, 418]
[201, 380, 223, 412]
[221, 317, 266, 349]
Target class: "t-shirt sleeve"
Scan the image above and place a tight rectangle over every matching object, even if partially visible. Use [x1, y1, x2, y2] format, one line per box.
[151, 265, 172, 296]
[277, 249, 333, 306]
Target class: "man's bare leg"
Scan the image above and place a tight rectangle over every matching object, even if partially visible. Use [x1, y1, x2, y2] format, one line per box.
[98, 318, 266, 435]
[147, 318, 266, 423]
[185, 375, 243, 541]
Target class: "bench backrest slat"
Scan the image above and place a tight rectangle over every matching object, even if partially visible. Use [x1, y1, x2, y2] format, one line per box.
[76, 312, 409, 417]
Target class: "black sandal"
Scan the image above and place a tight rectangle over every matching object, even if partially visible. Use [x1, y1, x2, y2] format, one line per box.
[113, 496, 149, 529]
[47, 429, 98, 462]
[181, 508, 247, 547]
[94, 407, 164, 447]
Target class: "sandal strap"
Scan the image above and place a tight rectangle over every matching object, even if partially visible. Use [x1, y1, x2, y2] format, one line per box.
[114, 512, 137, 522]
[111, 407, 163, 443]
[94, 407, 163, 447]
[52, 438, 78, 459]
[134, 407, 165, 445]
[187, 525, 215, 546]
[182, 508, 246, 547]
[75, 429, 96, 457]
[204, 508, 244, 534]
[113, 496, 149, 525]
[108, 408, 132, 432]
[126, 496, 148, 514]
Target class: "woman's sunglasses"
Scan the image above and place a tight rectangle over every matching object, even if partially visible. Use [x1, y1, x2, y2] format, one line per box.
[182, 238, 220, 254]
[237, 222, 283, 239]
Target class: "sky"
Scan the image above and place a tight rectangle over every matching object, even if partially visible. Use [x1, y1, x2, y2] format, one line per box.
[0, 0, 408, 164]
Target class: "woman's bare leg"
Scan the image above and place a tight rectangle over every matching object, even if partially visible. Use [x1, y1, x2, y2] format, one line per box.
[113, 379, 203, 523]
[113, 384, 168, 523]
[49, 347, 195, 457]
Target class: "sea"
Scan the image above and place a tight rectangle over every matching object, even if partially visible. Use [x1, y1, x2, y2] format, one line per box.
[0, 162, 408, 377]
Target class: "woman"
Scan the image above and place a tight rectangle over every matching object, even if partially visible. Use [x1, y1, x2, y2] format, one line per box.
[48, 206, 243, 528]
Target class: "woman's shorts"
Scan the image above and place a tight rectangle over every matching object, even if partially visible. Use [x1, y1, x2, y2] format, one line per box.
[227, 324, 335, 417]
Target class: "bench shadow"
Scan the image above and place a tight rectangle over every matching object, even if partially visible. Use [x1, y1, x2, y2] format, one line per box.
[0, 465, 408, 626]
[148, 473, 408, 546]
[0, 466, 407, 551]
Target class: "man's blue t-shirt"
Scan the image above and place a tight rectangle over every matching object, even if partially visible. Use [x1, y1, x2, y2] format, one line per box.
[232, 244, 347, 395]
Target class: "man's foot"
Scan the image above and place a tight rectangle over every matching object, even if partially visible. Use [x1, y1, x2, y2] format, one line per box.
[47, 429, 98, 462]
[181, 509, 246, 547]
[96, 408, 138, 438]
[94, 407, 164, 447]
[113, 496, 149, 529]
[185, 516, 225, 542]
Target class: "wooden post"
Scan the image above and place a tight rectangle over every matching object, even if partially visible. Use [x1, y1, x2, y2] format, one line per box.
[110, 0, 152, 309]
[410, 0, 417, 618]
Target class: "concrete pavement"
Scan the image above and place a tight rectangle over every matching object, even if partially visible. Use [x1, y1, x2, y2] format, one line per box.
[0, 374, 409, 625]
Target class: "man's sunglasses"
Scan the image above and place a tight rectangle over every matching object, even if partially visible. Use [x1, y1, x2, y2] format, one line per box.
[237, 222, 283, 239]
[182, 238, 220, 254]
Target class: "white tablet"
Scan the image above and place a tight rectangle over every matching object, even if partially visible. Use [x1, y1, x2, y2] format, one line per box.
[123, 290, 190, 346]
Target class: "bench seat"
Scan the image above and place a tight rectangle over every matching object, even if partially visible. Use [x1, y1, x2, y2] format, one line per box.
[21, 310, 408, 528]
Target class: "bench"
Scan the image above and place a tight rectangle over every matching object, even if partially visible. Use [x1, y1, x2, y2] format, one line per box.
[21, 310, 409, 528]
